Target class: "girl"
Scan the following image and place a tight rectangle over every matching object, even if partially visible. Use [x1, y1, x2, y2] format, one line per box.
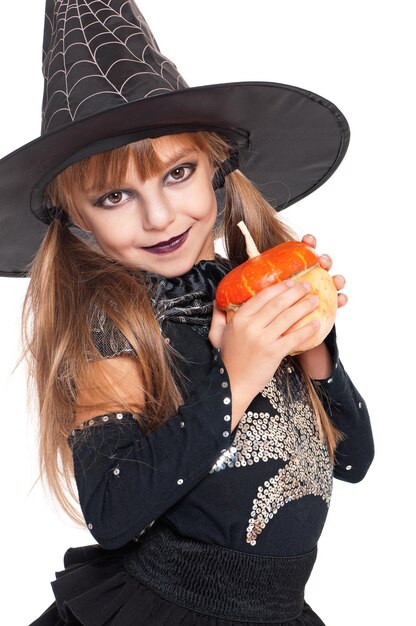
[0, 1, 374, 624]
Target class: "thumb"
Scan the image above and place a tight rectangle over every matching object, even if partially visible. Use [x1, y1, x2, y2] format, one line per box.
[209, 300, 227, 349]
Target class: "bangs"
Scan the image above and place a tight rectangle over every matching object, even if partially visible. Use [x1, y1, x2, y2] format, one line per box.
[46, 131, 230, 216]
[79, 135, 202, 194]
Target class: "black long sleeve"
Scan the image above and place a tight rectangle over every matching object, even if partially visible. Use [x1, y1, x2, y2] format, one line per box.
[70, 318, 374, 555]
[313, 327, 375, 483]
[69, 349, 234, 549]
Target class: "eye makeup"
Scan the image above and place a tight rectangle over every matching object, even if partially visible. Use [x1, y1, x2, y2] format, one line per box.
[91, 160, 198, 209]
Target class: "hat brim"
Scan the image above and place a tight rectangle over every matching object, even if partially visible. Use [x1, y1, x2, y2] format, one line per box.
[0, 81, 349, 277]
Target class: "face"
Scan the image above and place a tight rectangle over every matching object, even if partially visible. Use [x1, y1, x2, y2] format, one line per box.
[71, 135, 218, 278]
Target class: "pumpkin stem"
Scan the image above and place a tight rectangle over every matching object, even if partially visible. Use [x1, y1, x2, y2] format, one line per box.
[237, 221, 260, 258]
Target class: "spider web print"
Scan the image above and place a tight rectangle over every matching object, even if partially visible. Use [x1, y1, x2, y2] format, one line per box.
[41, 0, 188, 133]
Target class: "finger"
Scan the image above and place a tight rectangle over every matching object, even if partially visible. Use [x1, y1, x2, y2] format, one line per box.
[337, 293, 348, 308]
[211, 300, 227, 326]
[263, 291, 320, 340]
[333, 274, 346, 290]
[278, 318, 321, 355]
[302, 233, 316, 248]
[319, 254, 332, 270]
[236, 279, 297, 318]
[208, 301, 227, 348]
[247, 281, 313, 328]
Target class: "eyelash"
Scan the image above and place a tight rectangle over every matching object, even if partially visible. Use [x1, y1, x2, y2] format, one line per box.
[165, 162, 197, 185]
[94, 162, 197, 209]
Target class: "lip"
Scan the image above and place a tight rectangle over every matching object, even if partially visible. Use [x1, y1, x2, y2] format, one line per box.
[143, 228, 190, 254]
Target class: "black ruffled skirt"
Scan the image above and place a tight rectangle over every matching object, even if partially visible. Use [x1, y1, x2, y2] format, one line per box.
[30, 521, 326, 626]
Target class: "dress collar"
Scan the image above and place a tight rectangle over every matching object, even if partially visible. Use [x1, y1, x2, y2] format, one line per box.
[145, 254, 233, 337]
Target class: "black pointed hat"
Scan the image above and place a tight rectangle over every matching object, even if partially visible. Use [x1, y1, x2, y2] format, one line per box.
[0, 0, 349, 277]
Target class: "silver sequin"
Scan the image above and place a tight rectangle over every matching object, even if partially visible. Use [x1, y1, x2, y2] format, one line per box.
[210, 446, 238, 473]
[208, 361, 333, 546]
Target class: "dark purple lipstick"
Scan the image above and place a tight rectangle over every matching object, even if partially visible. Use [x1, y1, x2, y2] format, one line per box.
[143, 228, 190, 254]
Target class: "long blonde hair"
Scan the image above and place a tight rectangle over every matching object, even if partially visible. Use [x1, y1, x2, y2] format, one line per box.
[19, 131, 344, 524]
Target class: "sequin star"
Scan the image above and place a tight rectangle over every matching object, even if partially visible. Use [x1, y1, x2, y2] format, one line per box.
[209, 362, 333, 546]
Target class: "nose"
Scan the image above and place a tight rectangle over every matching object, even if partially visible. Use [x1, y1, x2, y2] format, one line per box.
[140, 191, 176, 231]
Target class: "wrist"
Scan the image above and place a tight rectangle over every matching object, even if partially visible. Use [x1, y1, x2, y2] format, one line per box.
[296, 342, 333, 379]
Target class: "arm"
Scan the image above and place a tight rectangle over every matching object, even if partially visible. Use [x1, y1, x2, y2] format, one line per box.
[299, 326, 375, 483]
[70, 348, 235, 550]
[297, 234, 375, 482]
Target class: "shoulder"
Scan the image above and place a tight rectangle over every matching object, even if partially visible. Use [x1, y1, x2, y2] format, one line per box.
[90, 305, 136, 359]
[74, 354, 145, 426]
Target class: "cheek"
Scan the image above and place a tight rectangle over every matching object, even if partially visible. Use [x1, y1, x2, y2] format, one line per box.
[186, 183, 217, 221]
[91, 219, 137, 251]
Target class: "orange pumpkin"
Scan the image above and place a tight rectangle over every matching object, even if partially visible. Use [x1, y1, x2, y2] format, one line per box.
[215, 240, 338, 354]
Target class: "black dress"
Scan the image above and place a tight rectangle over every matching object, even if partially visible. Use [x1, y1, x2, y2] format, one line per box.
[30, 256, 375, 626]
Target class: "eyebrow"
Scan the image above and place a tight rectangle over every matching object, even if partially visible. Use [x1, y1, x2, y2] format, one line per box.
[85, 147, 199, 196]
[158, 147, 199, 168]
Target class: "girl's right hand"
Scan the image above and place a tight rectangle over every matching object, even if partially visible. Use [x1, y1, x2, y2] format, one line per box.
[209, 280, 320, 429]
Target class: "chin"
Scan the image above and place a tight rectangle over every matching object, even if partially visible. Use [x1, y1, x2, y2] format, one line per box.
[143, 253, 196, 278]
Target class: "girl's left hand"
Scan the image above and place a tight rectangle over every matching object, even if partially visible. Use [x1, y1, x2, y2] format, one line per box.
[302, 233, 348, 308]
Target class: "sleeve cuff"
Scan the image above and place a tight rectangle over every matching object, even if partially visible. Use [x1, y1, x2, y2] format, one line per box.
[309, 327, 375, 483]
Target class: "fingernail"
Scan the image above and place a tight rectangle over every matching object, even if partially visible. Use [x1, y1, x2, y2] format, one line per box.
[309, 295, 319, 305]
[302, 281, 311, 290]
[285, 279, 295, 287]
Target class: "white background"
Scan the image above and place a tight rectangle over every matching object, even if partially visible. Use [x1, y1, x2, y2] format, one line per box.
[0, 1, 414, 624]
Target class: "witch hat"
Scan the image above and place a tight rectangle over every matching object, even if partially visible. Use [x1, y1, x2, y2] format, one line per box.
[0, 0, 349, 277]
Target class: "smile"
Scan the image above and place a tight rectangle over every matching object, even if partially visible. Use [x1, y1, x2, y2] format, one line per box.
[142, 228, 191, 254]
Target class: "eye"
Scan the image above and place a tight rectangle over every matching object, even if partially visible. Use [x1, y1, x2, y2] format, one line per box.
[95, 190, 133, 209]
[165, 163, 196, 185]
